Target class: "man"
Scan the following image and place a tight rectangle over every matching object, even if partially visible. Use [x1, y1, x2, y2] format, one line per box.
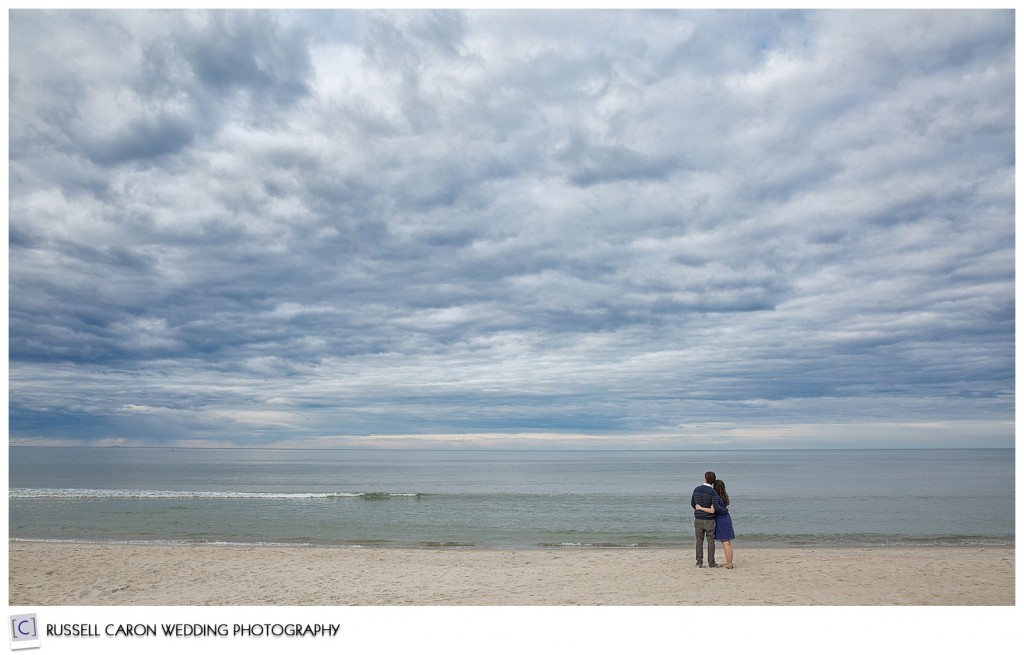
[690, 471, 728, 568]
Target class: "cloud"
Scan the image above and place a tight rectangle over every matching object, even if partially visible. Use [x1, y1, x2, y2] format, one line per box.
[7, 9, 1015, 448]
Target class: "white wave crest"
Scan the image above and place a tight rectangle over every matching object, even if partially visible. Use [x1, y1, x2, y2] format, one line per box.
[9, 488, 421, 500]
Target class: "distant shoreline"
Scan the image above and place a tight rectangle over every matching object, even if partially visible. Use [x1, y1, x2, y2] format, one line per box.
[7, 444, 1017, 451]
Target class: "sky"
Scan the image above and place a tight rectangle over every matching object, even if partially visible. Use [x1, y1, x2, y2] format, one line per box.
[6, 8, 1016, 449]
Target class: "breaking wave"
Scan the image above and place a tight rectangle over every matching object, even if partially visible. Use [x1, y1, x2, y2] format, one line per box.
[9, 488, 423, 500]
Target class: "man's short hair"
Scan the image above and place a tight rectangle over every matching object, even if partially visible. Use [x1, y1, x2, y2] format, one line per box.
[704, 471, 716, 484]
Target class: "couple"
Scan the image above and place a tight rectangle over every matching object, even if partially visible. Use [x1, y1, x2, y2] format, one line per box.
[690, 471, 735, 569]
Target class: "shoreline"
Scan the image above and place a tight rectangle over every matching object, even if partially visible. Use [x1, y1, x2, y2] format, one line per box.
[9, 539, 1014, 606]
[7, 536, 1015, 550]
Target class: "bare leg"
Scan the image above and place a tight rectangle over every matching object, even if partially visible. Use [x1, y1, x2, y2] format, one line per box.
[722, 540, 734, 568]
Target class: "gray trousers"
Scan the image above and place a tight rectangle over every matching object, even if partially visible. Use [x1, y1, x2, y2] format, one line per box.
[694, 518, 717, 564]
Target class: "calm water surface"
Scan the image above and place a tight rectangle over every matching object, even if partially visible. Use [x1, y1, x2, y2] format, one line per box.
[8, 447, 1014, 548]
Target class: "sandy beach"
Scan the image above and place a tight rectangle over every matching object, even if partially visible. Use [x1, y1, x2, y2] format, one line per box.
[8, 541, 1014, 606]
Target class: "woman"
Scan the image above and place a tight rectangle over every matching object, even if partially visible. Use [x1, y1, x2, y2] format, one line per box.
[695, 479, 735, 569]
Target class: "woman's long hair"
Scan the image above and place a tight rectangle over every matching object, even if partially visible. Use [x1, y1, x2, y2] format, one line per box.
[713, 479, 730, 506]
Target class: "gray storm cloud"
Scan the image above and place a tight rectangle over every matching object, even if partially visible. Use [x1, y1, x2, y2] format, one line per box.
[8, 9, 1014, 448]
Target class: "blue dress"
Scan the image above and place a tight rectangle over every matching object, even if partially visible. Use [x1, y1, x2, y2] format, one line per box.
[715, 508, 736, 542]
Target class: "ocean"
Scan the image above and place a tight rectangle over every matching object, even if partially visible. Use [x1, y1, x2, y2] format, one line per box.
[7, 447, 1014, 549]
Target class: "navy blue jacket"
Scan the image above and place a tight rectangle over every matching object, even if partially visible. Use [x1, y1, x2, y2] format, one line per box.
[690, 484, 729, 520]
